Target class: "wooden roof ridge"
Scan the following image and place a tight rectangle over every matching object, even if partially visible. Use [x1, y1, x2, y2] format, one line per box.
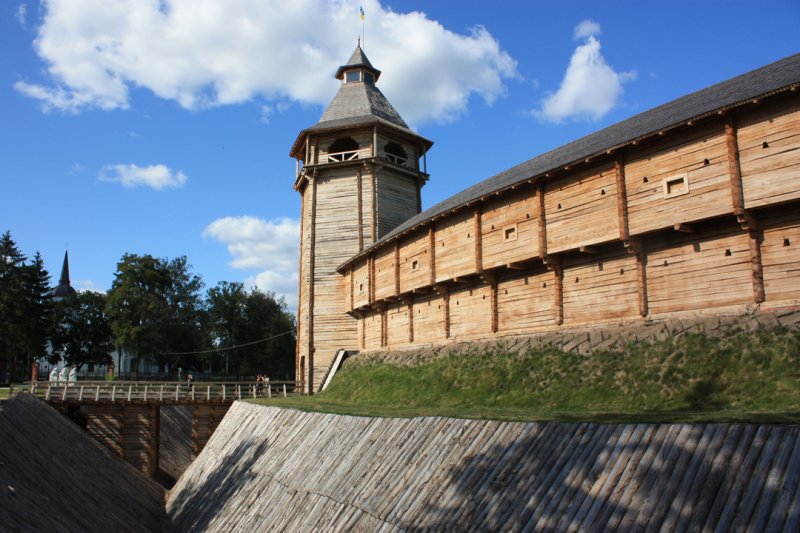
[338, 52, 800, 271]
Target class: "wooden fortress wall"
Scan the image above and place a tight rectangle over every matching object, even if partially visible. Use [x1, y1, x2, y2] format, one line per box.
[344, 94, 800, 351]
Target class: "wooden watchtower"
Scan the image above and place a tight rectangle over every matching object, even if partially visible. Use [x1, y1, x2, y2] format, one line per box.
[291, 45, 433, 393]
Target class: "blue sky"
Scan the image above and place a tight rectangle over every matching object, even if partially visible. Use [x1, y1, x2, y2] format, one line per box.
[2, 0, 798, 312]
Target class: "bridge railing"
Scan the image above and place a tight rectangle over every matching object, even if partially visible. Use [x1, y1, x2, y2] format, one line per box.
[27, 380, 298, 403]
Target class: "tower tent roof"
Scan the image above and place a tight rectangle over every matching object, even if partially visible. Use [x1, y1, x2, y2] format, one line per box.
[335, 44, 381, 81]
[290, 45, 432, 159]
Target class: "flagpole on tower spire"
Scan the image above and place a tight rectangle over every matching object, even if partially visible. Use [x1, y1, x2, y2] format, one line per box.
[360, 5, 365, 50]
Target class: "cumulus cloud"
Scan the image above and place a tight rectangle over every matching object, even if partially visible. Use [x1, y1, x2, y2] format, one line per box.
[573, 19, 601, 40]
[535, 21, 636, 123]
[16, 0, 517, 124]
[99, 163, 187, 190]
[203, 216, 300, 310]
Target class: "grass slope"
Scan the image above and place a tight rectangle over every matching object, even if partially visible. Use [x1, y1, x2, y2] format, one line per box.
[259, 327, 800, 423]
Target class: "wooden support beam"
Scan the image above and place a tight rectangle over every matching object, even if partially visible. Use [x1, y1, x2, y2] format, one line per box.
[579, 246, 600, 254]
[506, 262, 527, 270]
[356, 168, 364, 251]
[615, 156, 630, 241]
[442, 287, 451, 339]
[295, 190, 305, 384]
[408, 298, 414, 344]
[349, 268, 354, 313]
[490, 280, 499, 334]
[369, 254, 376, 304]
[537, 184, 548, 258]
[394, 242, 400, 298]
[381, 308, 387, 348]
[429, 225, 436, 286]
[725, 119, 746, 215]
[553, 260, 563, 326]
[748, 229, 766, 304]
[474, 206, 483, 273]
[632, 239, 649, 317]
[673, 223, 693, 233]
[412, 286, 432, 295]
[307, 173, 318, 393]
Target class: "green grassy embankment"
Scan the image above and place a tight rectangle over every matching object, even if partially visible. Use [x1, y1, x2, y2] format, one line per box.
[258, 327, 800, 423]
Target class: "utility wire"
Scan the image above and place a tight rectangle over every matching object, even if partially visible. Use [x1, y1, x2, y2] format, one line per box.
[159, 329, 294, 356]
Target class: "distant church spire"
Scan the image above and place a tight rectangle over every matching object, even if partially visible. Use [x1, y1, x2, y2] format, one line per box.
[52, 249, 77, 299]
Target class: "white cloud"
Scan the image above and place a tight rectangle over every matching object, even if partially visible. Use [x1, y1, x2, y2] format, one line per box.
[16, 3, 27, 26]
[16, 0, 517, 125]
[76, 280, 103, 293]
[573, 19, 601, 40]
[99, 163, 187, 190]
[535, 22, 636, 123]
[203, 216, 300, 311]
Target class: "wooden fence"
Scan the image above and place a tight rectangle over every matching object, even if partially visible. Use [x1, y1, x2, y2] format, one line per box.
[24, 380, 298, 404]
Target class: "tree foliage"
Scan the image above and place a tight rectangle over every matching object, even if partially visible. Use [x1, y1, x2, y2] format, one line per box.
[51, 291, 114, 369]
[206, 282, 295, 379]
[0, 232, 52, 380]
[106, 253, 205, 373]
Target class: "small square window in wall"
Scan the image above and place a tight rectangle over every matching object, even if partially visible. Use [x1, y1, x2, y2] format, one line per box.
[346, 70, 361, 83]
[411, 259, 420, 271]
[503, 224, 518, 242]
[663, 173, 689, 199]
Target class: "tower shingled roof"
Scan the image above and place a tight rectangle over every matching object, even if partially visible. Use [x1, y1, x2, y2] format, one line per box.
[290, 45, 431, 159]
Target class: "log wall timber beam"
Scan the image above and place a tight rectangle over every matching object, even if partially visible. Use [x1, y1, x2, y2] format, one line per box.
[673, 223, 694, 233]
[394, 243, 401, 298]
[357, 168, 364, 251]
[295, 190, 305, 383]
[482, 272, 499, 334]
[579, 246, 600, 254]
[615, 156, 631, 241]
[726, 118, 766, 303]
[550, 256, 564, 326]
[474, 206, 483, 274]
[369, 254, 376, 305]
[434, 284, 450, 338]
[536, 184, 548, 259]
[401, 295, 414, 344]
[349, 268, 354, 312]
[308, 171, 318, 392]
[628, 239, 650, 317]
[429, 225, 436, 286]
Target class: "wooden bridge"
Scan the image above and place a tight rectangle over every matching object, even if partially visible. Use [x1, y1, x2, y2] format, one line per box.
[27, 381, 297, 478]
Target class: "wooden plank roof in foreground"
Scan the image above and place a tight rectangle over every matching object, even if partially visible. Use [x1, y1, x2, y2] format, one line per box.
[339, 52, 800, 270]
[168, 403, 800, 531]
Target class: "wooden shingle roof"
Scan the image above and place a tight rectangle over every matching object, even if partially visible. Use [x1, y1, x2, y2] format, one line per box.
[339, 52, 800, 270]
[290, 46, 432, 158]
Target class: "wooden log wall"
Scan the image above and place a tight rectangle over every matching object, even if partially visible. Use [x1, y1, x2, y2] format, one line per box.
[345, 94, 800, 350]
[167, 403, 800, 532]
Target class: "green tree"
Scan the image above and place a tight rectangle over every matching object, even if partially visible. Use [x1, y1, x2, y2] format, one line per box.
[106, 253, 205, 376]
[51, 291, 114, 370]
[22, 252, 54, 367]
[0, 233, 53, 381]
[205, 282, 295, 378]
[0, 231, 27, 380]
